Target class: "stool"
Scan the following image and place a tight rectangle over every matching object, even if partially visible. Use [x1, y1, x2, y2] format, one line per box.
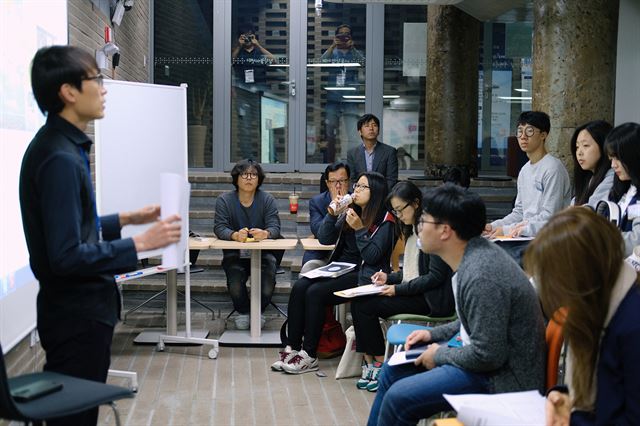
[383, 313, 457, 360]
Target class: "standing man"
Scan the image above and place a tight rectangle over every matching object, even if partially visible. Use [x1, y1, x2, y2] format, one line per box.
[367, 184, 545, 425]
[20, 45, 181, 426]
[231, 24, 276, 161]
[301, 161, 351, 273]
[348, 114, 399, 191]
[320, 24, 365, 163]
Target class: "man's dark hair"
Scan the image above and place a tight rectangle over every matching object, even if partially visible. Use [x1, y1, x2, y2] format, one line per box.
[237, 24, 256, 37]
[442, 166, 470, 189]
[31, 45, 98, 115]
[422, 183, 486, 241]
[335, 24, 352, 35]
[357, 114, 380, 132]
[323, 161, 350, 181]
[230, 159, 266, 190]
[517, 111, 551, 134]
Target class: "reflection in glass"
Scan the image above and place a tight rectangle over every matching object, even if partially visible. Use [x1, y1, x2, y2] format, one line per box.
[383, 5, 427, 171]
[154, 1, 213, 168]
[306, 1, 366, 164]
[231, 1, 289, 164]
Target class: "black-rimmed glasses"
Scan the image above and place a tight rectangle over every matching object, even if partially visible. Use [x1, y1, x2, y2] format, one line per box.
[240, 172, 258, 180]
[417, 217, 442, 229]
[83, 73, 104, 87]
[391, 203, 410, 216]
[327, 178, 349, 186]
[516, 126, 541, 138]
[353, 183, 370, 191]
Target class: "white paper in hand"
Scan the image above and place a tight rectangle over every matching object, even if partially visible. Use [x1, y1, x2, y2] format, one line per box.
[160, 173, 189, 270]
[444, 390, 545, 426]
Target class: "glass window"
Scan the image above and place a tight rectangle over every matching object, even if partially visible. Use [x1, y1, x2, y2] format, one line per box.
[383, 5, 428, 171]
[305, 1, 366, 164]
[477, 22, 533, 173]
[231, 1, 290, 164]
[154, 2, 213, 168]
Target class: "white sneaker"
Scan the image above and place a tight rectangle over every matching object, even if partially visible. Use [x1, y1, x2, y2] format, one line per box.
[234, 314, 250, 330]
[282, 349, 319, 374]
[271, 349, 298, 371]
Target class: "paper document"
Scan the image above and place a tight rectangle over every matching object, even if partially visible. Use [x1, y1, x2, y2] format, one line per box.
[490, 236, 534, 242]
[300, 261, 356, 279]
[334, 284, 384, 298]
[160, 172, 190, 271]
[388, 344, 430, 366]
[444, 390, 545, 426]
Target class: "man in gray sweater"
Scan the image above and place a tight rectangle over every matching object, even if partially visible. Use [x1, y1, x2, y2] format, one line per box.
[367, 184, 545, 426]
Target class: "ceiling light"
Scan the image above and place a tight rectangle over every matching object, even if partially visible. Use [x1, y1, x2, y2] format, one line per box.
[514, 88, 529, 93]
[324, 87, 356, 91]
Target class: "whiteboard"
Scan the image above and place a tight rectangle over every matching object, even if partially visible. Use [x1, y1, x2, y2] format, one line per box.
[95, 80, 189, 257]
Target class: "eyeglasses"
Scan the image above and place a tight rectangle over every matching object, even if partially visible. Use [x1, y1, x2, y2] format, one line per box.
[83, 73, 104, 87]
[417, 217, 442, 229]
[391, 203, 410, 216]
[353, 183, 370, 191]
[327, 178, 349, 186]
[516, 126, 541, 138]
[240, 172, 258, 180]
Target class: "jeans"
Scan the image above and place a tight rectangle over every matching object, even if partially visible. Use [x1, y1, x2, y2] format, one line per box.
[222, 253, 277, 314]
[367, 362, 490, 426]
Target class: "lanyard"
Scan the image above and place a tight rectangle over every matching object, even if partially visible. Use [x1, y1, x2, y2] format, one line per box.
[78, 146, 102, 241]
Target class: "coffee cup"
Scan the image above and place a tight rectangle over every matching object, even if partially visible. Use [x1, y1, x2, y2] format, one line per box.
[289, 193, 299, 214]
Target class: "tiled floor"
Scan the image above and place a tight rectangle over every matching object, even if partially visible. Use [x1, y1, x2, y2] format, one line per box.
[99, 311, 375, 426]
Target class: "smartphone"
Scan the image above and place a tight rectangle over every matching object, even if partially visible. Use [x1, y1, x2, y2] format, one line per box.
[11, 380, 64, 402]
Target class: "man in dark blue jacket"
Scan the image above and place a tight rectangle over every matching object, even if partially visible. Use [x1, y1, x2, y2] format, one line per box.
[301, 161, 351, 273]
[20, 45, 181, 426]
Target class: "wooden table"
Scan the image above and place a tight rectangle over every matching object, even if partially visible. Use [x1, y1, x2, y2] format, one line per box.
[208, 238, 299, 345]
[299, 238, 335, 251]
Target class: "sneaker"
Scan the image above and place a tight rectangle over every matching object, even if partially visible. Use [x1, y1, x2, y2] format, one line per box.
[282, 349, 319, 374]
[366, 362, 383, 392]
[234, 314, 250, 330]
[356, 361, 372, 389]
[271, 349, 298, 371]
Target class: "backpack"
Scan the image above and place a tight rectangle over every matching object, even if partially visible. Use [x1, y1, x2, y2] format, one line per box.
[279, 305, 346, 358]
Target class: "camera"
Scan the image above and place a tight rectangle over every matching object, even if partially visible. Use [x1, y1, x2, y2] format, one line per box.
[242, 34, 254, 43]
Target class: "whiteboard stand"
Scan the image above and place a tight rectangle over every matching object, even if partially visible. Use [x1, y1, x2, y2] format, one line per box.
[156, 257, 220, 359]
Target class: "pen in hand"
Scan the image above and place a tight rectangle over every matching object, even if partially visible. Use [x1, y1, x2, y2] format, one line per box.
[372, 269, 384, 285]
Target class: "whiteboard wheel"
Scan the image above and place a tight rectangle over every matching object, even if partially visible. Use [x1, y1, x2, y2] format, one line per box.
[208, 348, 218, 359]
[156, 341, 165, 352]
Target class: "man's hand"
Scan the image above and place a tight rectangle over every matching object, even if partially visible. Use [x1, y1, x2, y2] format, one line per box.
[415, 343, 439, 370]
[507, 221, 527, 237]
[120, 205, 160, 226]
[481, 223, 493, 237]
[233, 228, 249, 242]
[345, 208, 364, 230]
[405, 329, 431, 350]
[545, 391, 571, 426]
[489, 225, 504, 238]
[249, 228, 269, 241]
[132, 214, 181, 252]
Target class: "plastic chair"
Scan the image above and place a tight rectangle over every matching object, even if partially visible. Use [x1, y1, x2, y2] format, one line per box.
[546, 309, 566, 390]
[0, 343, 133, 425]
[383, 313, 457, 360]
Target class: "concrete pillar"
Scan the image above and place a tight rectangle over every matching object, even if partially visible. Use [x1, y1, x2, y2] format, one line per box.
[425, 6, 480, 177]
[532, 0, 619, 174]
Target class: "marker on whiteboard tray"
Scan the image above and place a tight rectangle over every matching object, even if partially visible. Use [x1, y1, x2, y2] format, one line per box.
[124, 271, 143, 279]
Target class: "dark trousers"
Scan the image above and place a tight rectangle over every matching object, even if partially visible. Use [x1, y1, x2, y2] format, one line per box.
[286, 271, 357, 357]
[351, 294, 430, 356]
[495, 240, 530, 267]
[222, 253, 277, 314]
[38, 319, 114, 426]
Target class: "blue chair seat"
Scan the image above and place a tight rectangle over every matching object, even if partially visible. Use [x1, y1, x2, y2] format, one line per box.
[386, 323, 431, 346]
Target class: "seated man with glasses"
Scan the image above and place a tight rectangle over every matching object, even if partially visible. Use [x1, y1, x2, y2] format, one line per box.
[301, 162, 351, 274]
[483, 111, 570, 262]
[368, 184, 545, 425]
[214, 159, 282, 330]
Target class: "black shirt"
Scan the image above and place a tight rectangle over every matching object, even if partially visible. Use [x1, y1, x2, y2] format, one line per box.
[19, 114, 138, 327]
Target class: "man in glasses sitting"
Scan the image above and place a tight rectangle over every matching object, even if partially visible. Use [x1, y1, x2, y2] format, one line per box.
[214, 159, 282, 330]
[301, 162, 351, 274]
[483, 111, 570, 263]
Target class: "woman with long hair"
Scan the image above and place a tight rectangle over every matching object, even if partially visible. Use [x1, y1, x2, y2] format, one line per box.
[570, 120, 613, 208]
[272, 172, 395, 374]
[603, 122, 640, 255]
[524, 208, 640, 425]
[350, 181, 454, 392]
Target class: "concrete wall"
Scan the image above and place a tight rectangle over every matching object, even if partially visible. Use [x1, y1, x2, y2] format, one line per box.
[615, 0, 640, 125]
